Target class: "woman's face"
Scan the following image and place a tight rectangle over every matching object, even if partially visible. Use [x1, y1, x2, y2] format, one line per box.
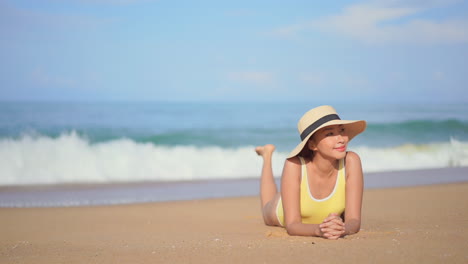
[308, 124, 349, 160]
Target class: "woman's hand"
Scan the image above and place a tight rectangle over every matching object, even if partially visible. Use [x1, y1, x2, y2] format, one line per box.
[319, 213, 345, 240]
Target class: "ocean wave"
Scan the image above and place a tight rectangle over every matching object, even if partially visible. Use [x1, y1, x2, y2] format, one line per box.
[356, 138, 468, 172]
[366, 119, 468, 135]
[0, 132, 467, 185]
[358, 119, 468, 147]
[0, 132, 283, 185]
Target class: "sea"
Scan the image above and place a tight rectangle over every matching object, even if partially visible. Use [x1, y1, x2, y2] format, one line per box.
[1, 101, 467, 207]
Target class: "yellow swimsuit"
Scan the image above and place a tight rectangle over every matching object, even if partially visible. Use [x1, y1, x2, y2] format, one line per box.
[276, 156, 346, 226]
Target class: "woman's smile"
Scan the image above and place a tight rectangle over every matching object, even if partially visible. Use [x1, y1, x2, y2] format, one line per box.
[334, 145, 347, 152]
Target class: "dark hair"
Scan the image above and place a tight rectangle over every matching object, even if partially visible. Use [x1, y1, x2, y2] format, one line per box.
[299, 145, 314, 159]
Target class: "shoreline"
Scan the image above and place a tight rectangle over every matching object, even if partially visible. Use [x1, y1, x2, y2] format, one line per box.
[1, 182, 467, 263]
[1, 166, 468, 208]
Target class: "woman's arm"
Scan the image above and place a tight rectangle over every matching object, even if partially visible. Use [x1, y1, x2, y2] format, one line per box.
[343, 151, 364, 235]
[281, 157, 322, 237]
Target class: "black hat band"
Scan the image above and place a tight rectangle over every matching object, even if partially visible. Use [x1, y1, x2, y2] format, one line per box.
[300, 114, 341, 140]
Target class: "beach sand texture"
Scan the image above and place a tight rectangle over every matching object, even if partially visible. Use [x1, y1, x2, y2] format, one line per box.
[1, 182, 467, 263]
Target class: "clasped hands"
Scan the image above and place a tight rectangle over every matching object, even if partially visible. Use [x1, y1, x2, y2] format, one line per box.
[319, 213, 345, 240]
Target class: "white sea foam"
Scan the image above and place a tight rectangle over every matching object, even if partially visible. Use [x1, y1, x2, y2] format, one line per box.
[1, 132, 467, 185]
[356, 138, 468, 173]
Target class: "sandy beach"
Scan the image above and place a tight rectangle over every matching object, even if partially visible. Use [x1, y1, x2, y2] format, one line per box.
[1, 181, 467, 263]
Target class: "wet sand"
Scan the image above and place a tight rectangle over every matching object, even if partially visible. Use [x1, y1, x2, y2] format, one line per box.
[1, 166, 467, 207]
[1, 181, 467, 263]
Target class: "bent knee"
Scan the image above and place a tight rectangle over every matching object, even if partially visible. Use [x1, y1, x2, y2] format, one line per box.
[262, 212, 276, 226]
[262, 199, 280, 226]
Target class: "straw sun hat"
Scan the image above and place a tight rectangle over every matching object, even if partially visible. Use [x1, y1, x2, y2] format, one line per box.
[288, 105, 366, 158]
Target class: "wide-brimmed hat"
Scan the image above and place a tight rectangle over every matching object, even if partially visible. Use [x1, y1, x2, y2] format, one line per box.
[288, 105, 366, 158]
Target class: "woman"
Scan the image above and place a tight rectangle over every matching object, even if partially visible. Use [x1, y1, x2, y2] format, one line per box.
[256, 105, 366, 239]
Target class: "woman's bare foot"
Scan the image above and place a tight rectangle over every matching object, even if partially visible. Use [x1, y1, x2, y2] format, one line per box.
[255, 144, 276, 158]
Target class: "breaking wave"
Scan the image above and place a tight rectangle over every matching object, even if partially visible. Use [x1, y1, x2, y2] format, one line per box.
[1, 132, 467, 186]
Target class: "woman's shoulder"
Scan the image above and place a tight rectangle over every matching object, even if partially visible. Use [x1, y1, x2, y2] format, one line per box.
[286, 156, 303, 166]
[345, 151, 361, 165]
[344, 151, 363, 180]
[282, 156, 303, 179]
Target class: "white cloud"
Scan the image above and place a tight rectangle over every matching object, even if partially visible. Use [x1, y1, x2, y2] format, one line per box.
[268, 24, 304, 38]
[271, 0, 468, 45]
[299, 72, 325, 86]
[31, 68, 77, 88]
[388, 71, 407, 82]
[0, 2, 112, 35]
[227, 71, 275, 85]
[433, 71, 445, 81]
[341, 74, 371, 88]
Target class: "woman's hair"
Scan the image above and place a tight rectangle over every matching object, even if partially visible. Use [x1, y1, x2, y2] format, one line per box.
[298, 137, 316, 159]
[299, 145, 314, 159]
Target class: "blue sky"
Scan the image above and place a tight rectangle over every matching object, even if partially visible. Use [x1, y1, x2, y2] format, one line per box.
[1, 0, 467, 103]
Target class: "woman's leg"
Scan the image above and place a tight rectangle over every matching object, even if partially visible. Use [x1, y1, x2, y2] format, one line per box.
[255, 144, 281, 226]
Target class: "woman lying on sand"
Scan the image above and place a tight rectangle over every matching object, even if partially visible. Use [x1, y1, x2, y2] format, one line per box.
[256, 105, 366, 239]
